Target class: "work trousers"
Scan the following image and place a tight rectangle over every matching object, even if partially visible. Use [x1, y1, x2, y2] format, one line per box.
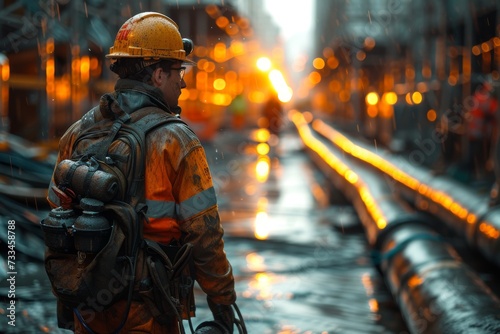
[73, 300, 179, 334]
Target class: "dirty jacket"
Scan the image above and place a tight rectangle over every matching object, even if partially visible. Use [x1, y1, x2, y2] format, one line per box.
[47, 79, 236, 305]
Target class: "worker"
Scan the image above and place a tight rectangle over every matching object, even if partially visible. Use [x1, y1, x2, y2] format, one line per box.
[46, 12, 238, 333]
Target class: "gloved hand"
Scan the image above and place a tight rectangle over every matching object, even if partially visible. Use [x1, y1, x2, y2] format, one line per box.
[207, 297, 235, 333]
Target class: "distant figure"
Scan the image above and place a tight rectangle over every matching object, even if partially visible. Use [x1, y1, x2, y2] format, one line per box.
[434, 101, 467, 180]
[229, 93, 247, 130]
[262, 92, 283, 137]
[466, 81, 498, 181]
[437, 105, 464, 163]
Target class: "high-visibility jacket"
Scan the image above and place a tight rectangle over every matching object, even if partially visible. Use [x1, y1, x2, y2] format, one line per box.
[47, 79, 236, 306]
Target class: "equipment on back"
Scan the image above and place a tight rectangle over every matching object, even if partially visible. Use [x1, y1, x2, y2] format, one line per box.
[40, 107, 191, 333]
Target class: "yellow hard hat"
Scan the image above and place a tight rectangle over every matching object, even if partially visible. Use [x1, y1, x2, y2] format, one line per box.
[106, 12, 195, 65]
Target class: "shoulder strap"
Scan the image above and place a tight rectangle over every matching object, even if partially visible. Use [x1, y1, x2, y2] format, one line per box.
[92, 109, 132, 162]
[114, 108, 186, 206]
[70, 106, 186, 207]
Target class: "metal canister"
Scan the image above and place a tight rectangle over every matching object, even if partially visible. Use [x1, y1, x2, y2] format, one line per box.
[54, 159, 124, 202]
[73, 198, 112, 253]
[40, 207, 76, 253]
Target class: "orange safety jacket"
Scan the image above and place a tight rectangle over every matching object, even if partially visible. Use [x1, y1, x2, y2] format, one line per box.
[47, 79, 236, 306]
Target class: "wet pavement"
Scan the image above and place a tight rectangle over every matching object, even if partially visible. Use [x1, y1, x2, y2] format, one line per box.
[197, 126, 409, 333]
[0, 125, 409, 333]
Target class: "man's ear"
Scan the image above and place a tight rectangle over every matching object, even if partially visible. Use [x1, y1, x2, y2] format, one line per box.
[152, 67, 163, 87]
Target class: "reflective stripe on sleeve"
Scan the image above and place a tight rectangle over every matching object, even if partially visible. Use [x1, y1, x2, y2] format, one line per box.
[145, 187, 217, 220]
[177, 187, 217, 221]
[145, 199, 176, 219]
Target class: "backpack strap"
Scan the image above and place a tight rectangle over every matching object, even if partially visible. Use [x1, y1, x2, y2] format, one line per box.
[118, 108, 187, 205]
[71, 106, 187, 206]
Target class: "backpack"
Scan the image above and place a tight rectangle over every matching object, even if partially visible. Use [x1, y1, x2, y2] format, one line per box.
[41, 107, 194, 333]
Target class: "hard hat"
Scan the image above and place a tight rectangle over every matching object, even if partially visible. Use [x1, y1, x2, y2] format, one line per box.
[106, 12, 195, 65]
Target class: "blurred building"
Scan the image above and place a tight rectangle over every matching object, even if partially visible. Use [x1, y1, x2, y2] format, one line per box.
[310, 0, 499, 169]
[0, 0, 280, 143]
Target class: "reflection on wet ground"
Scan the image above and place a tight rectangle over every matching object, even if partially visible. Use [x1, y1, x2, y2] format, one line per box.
[216, 236, 407, 333]
[193, 128, 409, 333]
[0, 127, 409, 333]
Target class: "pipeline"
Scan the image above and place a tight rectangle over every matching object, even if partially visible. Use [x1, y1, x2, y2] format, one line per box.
[309, 117, 500, 269]
[291, 111, 500, 333]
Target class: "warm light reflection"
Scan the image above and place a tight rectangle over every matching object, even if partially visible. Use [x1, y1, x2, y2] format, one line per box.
[243, 268, 293, 301]
[256, 142, 270, 155]
[205, 4, 219, 17]
[411, 91, 423, 104]
[268, 70, 293, 103]
[427, 109, 437, 122]
[252, 128, 271, 142]
[1, 62, 9, 81]
[405, 93, 413, 105]
[246, 252, 266, 272]
[416, 82, 428, 92]
[80, 55, 90, 83]
[196, 71, 208, 91]
[230, 40, 245, 56]
[327, 56, 339, 69]
[308, 71, 321, 85]
[249, 272, 273, 300]
[225, 24, 239, 36]
[361, 273, 374, 295]
[256, 156, 270, 183]
[479, 222, 500, 239]
[364, 36, 376, 49]
[55, 79, 70, 100]
[290, 112, 388, 231]
[367, 105, 378, 118]
[213, 78, 226, 90]
[213, 42, 227, 62]
[254, 211, 270, 240]
[366, 92, 379, 105]
[305, 115, 472, 225]
[339, 89, 350, 103]
[302, 111, 314, 123]
[312, 57, 325, 69]
[369, 299, 379, 313]
[212, 93, 232, 106]
[383, 92, 398, 105]
[407, 275, 423, 288]
[216, 16, 229, 29]
[249, 90, 266, 103]
[277, 87, 293, 103]
[356, 50, 366, 61]
[257, 57, 272, 72]
[467, 214, 477, 225]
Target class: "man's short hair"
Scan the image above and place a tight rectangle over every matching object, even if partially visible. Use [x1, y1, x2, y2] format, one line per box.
[110, 58, 175, 83]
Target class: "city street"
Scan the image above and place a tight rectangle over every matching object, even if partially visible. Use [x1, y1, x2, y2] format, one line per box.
[0, 1, 499, 333]
[0, 125, 409, 333]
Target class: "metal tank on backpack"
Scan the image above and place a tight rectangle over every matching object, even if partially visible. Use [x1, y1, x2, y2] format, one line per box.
[40, 197, 112, 254]
[40, 157, 120, 255]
